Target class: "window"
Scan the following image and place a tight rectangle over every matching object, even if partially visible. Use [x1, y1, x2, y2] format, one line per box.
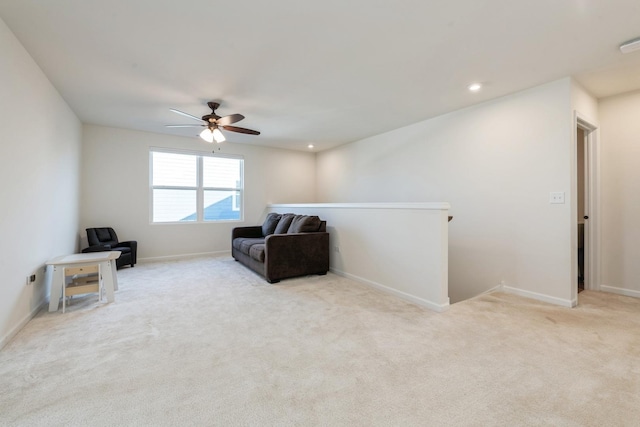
[150, 149, 243, 223]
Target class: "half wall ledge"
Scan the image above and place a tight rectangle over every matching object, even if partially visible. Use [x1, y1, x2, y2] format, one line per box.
[266, 202, 451, 312]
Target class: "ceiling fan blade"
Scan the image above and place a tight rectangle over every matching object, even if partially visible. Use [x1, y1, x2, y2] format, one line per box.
[222, 125, 260, 135]
[169, 108, 203, 122]
[216, 114, 245, 126]
[165, 124, 205, 128]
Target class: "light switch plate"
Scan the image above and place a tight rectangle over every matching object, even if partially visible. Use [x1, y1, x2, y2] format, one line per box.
[549, 192, 565, 204]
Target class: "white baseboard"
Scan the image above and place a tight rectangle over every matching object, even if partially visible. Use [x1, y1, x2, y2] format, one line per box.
[482, 284, 504, 295]
[600, 285, 640, 299]
[0, 300, 47, 351]
[463, 284, 504, 302]
[502, 286, 576, 308]
[139, 250, 231, 263]
[329, 268, 449, 312]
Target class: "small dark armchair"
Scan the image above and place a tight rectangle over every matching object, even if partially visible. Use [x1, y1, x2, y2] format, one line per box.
[82, 227, 137, 269]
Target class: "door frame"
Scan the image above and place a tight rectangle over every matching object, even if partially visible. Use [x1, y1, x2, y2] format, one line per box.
[574, 112, 600, 298]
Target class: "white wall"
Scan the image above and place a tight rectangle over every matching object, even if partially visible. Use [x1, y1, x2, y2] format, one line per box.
[571, 80, 599, 124]
[267, 203, 451, 311]
[81, 125, 316, 260]
[598, 89, 640, 298]
[317, 78, 576, 305]
[0, 18, 81, 347]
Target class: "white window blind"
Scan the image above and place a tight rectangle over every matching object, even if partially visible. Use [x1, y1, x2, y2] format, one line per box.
[150, 149, 243, 223]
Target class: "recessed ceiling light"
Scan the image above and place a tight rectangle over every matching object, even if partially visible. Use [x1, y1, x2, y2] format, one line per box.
[468, 83, 482, 92]
[620, 37, 640, 54]
[308, 144, 314, 149]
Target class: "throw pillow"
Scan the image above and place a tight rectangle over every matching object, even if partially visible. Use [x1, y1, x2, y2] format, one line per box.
[273, 213, 295, 234]
[287, 215, 321, 233]
[262, 213, 282, 236]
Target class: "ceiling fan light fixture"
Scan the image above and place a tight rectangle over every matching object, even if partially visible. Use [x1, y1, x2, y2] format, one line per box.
[212, 127, 226, 143]
[200, 128, 214, 143]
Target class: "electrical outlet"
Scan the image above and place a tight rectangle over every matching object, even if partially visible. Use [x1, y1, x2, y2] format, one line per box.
[549, 192, 565, 204]
[26, 274, 37, 285]
[334, 245, 340, 253]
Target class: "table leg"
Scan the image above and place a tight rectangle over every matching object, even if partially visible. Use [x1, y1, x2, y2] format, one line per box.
[101, 260, 116, 303]
[111, 259, 119, 291]
[48, 265, 64, 312]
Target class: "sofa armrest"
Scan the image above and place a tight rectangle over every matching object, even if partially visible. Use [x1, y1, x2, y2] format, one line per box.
[118, 240, 138, 263]
[264, 232, 330, 282]
[82, 244, 111, 253]
[232, 226, 263, 240]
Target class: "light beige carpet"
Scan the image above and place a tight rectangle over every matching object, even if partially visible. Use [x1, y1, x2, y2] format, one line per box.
[1, 256, 639, 426]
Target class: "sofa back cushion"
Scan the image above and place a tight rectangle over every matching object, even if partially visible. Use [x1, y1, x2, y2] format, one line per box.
[262, 213, 282, 236]
[273, 213, 295, 234]
[288, 215, 322, 233]
[87, 227, 118, 246]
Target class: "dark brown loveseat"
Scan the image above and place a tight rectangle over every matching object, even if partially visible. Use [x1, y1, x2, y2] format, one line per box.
[232, 213, 330, 283]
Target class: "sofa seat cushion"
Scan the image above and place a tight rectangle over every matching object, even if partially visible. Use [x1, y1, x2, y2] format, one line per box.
[232, 237, 265, 255]
[249, 244, 266, 262]
[112, 246, 132, 254]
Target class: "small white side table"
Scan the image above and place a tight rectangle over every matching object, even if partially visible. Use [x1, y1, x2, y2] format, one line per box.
[46, 251, 121, 312]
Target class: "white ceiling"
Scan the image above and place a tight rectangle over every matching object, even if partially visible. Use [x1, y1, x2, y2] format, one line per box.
[1, 1, 640, 152]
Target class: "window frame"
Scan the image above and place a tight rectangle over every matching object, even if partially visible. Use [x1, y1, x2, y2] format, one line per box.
[149, 147, 244, 224]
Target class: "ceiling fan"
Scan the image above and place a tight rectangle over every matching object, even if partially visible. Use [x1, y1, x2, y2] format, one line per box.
[166, 101, 260, 143]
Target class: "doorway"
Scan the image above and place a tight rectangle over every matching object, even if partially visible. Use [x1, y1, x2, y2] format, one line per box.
[577, 127, 586, 292]
[575, 114, 599, 296]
